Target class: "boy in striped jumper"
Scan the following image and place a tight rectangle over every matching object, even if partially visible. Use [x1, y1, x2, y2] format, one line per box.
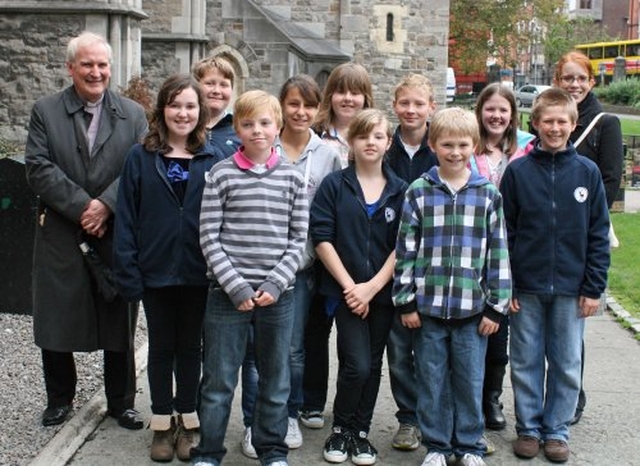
[392, 108, 511, 466]
[193, 90, 309, 466]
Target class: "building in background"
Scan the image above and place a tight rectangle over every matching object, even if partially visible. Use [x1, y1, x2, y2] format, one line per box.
[0, 0, 451, 144]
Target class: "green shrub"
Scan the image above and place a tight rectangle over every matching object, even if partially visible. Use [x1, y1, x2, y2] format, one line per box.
[594, 78, 640, 107]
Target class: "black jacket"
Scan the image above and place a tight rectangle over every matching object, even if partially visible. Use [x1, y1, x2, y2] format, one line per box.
[573, 92, 624, 208]
[386, 125, 438, 183]
[310, 164, 408, 305]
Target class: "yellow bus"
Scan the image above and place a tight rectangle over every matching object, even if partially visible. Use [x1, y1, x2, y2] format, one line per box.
[575, 39, 640, 83]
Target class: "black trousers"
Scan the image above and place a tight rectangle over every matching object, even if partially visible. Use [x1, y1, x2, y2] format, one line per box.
[42, 347, 136, 414]
[143, 285, 207, 415]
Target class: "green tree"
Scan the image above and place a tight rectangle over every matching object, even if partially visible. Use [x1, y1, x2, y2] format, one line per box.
[543, 16, 616, 69]
[449, 0, 558, 73]
[449, 0, 615, 78]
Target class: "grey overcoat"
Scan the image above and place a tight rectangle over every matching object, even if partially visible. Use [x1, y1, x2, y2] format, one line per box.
[25, 86, 148, 352]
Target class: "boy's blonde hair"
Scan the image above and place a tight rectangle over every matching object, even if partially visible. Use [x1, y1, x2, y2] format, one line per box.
[393, 73, 434, 102]
[428, 107, 479, 148]
[531, 88, 578, 125]
[192, 56, 236, 88]
[233, 90, 283, 132]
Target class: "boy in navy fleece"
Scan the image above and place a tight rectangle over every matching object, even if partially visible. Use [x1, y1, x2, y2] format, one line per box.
[501, 88, 610, 463]
[384, 73, 438, 452]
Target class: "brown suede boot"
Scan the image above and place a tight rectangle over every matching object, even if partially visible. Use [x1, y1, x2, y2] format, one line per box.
[149, 414, 175, 462]
[175, 412, 200, 462]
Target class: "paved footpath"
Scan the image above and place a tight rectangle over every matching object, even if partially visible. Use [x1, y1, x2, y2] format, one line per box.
[29, 191, 640, 466]
[30, 307, 640, 466]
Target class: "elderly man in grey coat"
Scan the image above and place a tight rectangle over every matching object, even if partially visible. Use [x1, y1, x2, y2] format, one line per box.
[25, 31, 148, 428]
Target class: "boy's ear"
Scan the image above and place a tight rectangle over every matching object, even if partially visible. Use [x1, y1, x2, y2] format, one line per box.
[429, 101, 438, 118]
[531, 119, 539, 131]
[570, 121, 577, 133]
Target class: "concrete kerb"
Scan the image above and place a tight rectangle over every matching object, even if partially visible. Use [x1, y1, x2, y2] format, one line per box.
[607, 294, 640, 336]
[28, 341, 149, 466]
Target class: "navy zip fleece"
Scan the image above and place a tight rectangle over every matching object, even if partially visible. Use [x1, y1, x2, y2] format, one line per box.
[310, 163, 408, 305]
[206, 113, 240, 158]
[114, 143, 224, 301]
[386, 124, 438, 183]
[501, 142, 610, 299]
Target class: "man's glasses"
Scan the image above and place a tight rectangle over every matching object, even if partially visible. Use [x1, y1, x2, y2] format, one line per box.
[560, 75, 590, 84]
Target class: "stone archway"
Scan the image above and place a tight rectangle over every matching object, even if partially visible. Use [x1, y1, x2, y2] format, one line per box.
[208, 45, 249, 100]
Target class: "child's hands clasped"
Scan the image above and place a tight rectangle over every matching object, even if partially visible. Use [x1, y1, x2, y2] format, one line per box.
[344, 283, 376, 319]
[253, 290, 275, 307]
[237, 290, 276, 311]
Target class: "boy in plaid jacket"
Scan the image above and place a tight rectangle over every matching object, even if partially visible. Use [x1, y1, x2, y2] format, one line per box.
[392, 107, 512, 466]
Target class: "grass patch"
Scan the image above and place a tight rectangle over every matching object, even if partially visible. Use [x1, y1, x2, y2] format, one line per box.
[620, 118, 640, 136]
[608, 213, 640, 320]
[519, 113, 640, 138]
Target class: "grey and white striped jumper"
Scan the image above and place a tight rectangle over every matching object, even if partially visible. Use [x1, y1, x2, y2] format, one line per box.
[199, 156, 309, 308]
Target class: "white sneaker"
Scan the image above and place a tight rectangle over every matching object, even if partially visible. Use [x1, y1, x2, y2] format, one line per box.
[300, 409, 325, 429]
[285, 417, 303, 449]
[241, 426, 258, 459]
[421, 451, 448, 466]
[458, 453, 486, 466]
[267, 462, 289, 466]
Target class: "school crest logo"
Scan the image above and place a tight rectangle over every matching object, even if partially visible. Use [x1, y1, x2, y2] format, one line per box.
[385, 207, 396, 223]
[574, 187, 588, 203]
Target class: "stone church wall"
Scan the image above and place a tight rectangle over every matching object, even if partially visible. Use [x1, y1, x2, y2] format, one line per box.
[0, 0, 450, 144]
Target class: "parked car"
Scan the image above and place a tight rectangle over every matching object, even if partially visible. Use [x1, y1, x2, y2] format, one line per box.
[515, 84, 551, 107]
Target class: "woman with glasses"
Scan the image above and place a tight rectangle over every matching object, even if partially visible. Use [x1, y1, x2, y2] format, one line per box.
[552, 50, 624, 425]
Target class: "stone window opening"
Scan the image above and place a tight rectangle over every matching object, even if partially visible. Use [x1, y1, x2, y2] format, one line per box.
[386, 13, 394, 41]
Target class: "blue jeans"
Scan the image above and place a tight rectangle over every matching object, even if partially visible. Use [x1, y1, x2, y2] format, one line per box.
[414, 315, 487, 458]
[193, 287, 294, 466]
[241, 326, 258, 427]
[510, 293, 584, 443]
[386, 311, 419, 426]
[333, 300, 394, 433]
[288, 268, 315, 418]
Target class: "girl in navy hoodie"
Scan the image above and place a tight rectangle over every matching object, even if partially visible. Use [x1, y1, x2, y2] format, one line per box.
[114, 74, 222, 462]
[311, 109, 407, 465]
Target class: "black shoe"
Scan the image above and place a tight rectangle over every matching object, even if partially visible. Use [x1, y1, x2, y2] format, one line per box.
[570, 408, 583, 425]
[42, 404, 72, 426]
[350, 431, 378, 466]
[484, 392, 507, 430]
[109, 408, 144, 430]
[323, 427, 351, 463]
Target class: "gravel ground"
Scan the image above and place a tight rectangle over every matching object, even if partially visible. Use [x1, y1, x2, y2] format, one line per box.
[0, 311, 147, 466]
